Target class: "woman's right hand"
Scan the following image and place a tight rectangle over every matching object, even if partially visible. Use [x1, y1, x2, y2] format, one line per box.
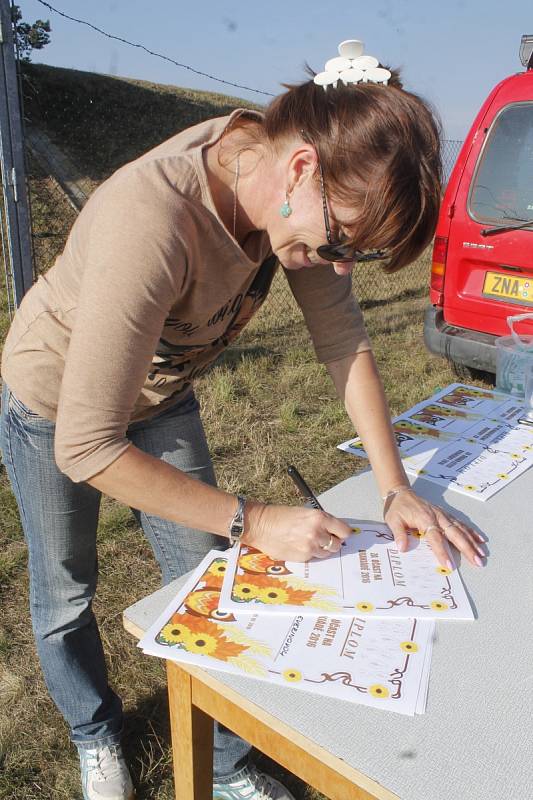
[244, 502, 352, 562]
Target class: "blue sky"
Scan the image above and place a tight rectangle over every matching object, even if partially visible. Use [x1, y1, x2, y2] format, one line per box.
[20, 0, 533, 139]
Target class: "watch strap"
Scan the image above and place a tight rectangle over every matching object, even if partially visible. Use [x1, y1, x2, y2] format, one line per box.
[229, 495, 246, 546]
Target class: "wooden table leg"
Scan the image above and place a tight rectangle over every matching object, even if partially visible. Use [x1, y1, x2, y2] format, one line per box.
[166, 661, 214, 800]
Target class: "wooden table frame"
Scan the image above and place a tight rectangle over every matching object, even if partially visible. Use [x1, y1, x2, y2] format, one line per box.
[124, 617, 399, 800]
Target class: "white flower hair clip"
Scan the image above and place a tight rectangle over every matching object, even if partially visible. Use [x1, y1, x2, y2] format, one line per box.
[313, 39, 391, 90]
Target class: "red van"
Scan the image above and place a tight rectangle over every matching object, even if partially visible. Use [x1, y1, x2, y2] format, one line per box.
[424, 35, 533, 376]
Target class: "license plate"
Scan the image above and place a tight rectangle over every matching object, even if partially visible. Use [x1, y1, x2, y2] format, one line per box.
[482, 271, 533, 305]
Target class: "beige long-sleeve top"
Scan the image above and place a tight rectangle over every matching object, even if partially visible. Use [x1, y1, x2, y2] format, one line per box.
[1, 109, 371, 483]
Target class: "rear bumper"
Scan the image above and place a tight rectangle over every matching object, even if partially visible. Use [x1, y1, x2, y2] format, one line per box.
[423, 305, 497, 373]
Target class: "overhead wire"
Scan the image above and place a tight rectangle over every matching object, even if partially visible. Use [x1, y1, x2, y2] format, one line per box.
[35, 0, 275, 98]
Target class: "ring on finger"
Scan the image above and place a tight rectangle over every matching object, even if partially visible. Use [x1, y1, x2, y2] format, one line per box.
[424, 524, 441, 535]
[321, 534, 335, 551]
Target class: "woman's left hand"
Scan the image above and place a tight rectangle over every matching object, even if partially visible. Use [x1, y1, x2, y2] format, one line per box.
[383, 489, 486, 569]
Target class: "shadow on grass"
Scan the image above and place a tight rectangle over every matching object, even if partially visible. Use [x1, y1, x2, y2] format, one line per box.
[122, 687, 173, 799]
[359, 284, 427, 311]
[200, 315, 309, 375]
[122, 687, 317, 800]
[209, 344, 275, 372]
[367, 304, 426, 339]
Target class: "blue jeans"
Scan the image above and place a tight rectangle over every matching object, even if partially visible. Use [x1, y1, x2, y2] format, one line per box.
[0, 384, 250, 778]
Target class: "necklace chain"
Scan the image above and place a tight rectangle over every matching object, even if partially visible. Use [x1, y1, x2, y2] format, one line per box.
[233, 154, 240, 240]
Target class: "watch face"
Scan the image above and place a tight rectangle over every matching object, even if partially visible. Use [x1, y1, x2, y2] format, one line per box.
[229, 496, 246, 544]
[230, 523, 244, 540]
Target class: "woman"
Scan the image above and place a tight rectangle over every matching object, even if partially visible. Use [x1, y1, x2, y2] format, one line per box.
[0, 40, 484, 800]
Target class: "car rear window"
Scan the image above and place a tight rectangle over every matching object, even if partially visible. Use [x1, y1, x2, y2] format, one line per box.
[469, 102, 533, 224]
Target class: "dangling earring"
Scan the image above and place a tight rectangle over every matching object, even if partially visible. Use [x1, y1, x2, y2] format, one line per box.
[280, 191, 292, 218]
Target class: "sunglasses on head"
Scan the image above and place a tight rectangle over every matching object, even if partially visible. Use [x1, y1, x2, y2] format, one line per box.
[300, 130, 387, 264]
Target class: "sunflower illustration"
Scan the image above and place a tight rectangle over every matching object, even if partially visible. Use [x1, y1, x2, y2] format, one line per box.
[206, 559, 227, 578]
[282, 669, 302, 683]
[410, 529, 425, 538]
[463, 485, 477, 491]
[257, 586, 290, 604]
[179, 616, 249, 662]
[351, 527, 361, 534]
[185, 631, 219, 656]
[400, 641, 419, 653]
[497, 473, 509, 480]
[158, 621, 192, 646]
[356, 601, 374, 613]
[232, 582, 260, 601]
[436, 566, 452, 575]
[233, 574, 325, 607]
[430, 600, 449, 611]
[199, 558, 228, 589]
[369, 684, 389, 698]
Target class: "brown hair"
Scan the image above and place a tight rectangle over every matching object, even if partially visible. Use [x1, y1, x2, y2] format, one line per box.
[236, 68, 442, 272]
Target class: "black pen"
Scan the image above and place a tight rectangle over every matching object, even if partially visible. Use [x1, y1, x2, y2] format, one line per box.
[287, 465, 324, 511]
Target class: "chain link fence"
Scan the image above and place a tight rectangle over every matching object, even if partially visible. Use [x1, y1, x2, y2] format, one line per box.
[3, 58, 464, 356]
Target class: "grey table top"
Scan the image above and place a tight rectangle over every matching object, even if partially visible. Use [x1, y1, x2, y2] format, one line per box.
[124, 467, 533, 800]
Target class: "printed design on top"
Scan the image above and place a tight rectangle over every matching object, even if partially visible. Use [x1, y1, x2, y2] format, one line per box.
[230, 546, 341, 610]
[156, 556, 273, 675]
[437, 385, 501, 407]
[146, 255, 278, 391]
[393, 420, 454, 441]
[409, 403, 483, 426]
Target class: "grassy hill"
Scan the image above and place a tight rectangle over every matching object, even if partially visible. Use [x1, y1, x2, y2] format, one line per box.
[22, 62, 261, 185]
[18, 62, 262, 293]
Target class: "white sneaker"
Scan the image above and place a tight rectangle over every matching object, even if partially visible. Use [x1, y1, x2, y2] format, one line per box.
[78, 743, 135, 800]
[213, 763, 296, 800]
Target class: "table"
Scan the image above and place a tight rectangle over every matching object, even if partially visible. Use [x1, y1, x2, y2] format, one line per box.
[123, 468, 533, 800]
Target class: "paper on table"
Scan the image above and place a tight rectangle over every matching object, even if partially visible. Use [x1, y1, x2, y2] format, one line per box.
[138, 550, 435, 716]
[338, 383, 533, 500]
[446, 417, 533, 458]
[432, 383, 523, 417]
[339, 416, 453, 460]
[398, 394, 527, 432]
[401, 437, 531, 499]
[385, 395, 533, 460]
[218, 524, 475, 620]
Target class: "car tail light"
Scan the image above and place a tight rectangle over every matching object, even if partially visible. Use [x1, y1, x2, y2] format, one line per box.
[430, 236, 448, 303]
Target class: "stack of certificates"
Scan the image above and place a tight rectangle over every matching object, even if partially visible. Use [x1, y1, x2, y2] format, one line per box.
[339, 382, 533, 501]
[139, 522, 474, 716]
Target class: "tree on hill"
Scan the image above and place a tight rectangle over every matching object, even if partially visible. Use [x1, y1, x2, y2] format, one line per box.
[12, 4, 51, 61]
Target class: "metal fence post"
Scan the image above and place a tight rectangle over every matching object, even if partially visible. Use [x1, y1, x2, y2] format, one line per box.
[0, 0, 33, 310]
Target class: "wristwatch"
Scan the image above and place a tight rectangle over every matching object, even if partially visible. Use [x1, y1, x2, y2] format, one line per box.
[228, 495, 246, 546]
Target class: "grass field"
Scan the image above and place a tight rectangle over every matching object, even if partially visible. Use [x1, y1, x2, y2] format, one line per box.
[0, 65, 493, 800]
